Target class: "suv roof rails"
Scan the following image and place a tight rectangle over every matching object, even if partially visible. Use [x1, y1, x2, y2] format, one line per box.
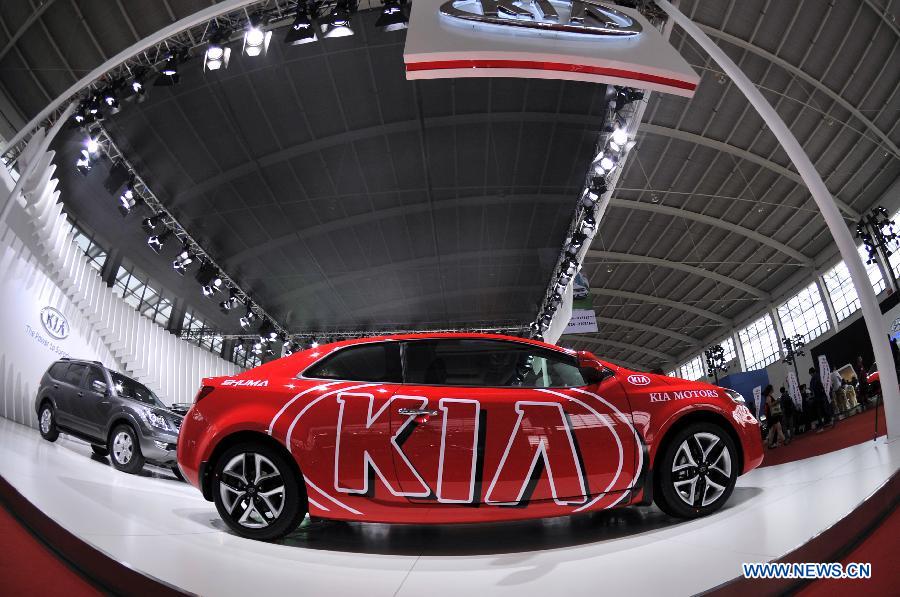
[58, 357, 105, 367]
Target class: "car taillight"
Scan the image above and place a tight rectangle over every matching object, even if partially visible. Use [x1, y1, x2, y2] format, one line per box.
[194, 386, 215, 403]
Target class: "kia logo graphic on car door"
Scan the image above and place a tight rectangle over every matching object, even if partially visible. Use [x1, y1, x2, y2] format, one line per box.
[39, 307, 69, 340]
[626, 374, 651, 386]
[439, 0, 642, 38]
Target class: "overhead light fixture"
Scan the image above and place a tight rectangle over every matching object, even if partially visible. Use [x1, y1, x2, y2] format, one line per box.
[310, 340, 319, 348]
[219, 290, 242, 314]
[580, 215, 597, 235]
[75, 150, 92, 176]
[142, 213, 164, 233]
[129, 67, 148, 102]
[376, 0, 407, 31]
[598, 155, 615, 172]
[147, 229, 172, 253]
[240, 307, 257, 329]
[102, 88, 120, 114]
[204, 30, 232, 71]
[173, 245, 195, 274]
[196, 263, 223, 296]
[321, 0, 354, 38]
[243, 15, 272, 56]
[285, 4, 318, 45]
[85, 137, 100, 155]
[258, 321, 278, 342]
[611, 126, 628, 147]
[118, 180, 137, 216]
[566, 232, 587, 255]
[156, 51, 185, 85]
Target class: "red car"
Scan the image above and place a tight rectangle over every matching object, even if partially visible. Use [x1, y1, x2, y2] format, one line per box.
[177, 334, 763, 540]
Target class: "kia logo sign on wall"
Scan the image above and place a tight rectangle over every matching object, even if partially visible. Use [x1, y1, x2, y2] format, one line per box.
[627, 374, 651, 386]
[40, 307, 69, 340]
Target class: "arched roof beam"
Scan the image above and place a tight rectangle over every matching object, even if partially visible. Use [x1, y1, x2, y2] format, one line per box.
[586, 250, 770, 299]
[590, 288, 731, 325]
[609, 198, 813, 266]
[346, 286, 539, 318]
[639, 123, 859, 219]
[594, 316, 699, 346]
[699, 23, 900, 159]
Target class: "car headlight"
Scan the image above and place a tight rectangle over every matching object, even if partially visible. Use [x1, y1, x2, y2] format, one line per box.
[724, 389, 745, 404]
[139, 407, 171, 431]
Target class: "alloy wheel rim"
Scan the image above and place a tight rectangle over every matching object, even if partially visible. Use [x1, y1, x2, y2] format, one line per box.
[112, 431, 133, 464]
[219, 452, 286, 529]
[40, 409, 52, 434]
[671, 431, 732, 507]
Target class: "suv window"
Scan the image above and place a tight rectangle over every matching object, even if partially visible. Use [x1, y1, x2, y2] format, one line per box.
[304, 343, 402, 382]
[47, 362, 69, 380]
[403, 339, 586, 388]
[62, 363, 87, 387]
[85, 366, 106, 390]
[109, 371, 163, 407]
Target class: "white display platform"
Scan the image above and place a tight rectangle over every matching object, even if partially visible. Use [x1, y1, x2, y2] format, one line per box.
[1, 416, 897, 596]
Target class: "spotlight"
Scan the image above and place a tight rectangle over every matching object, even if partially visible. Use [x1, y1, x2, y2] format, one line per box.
[204, 43, 231, 71]
[243, 15, 272, 56]
[285, 5, 318, 45]
[118, 180, 137, 216]
[258, 321, 278, 341]
[129, 68, 148, 102]
[611, 126, 628, 147]
[310, 340, 320, 348]
[102, 88, 120, 114]
[240, 307, 257, 329]
[142, 213, 164, 233]
[85, 137, 100, 155]
[598, 155, 615, 172]
[321, 0, 354, 37]
[196, 263, 223, 296]
[75, 150, 92, 176]
[173, 245, 194, 275]
[147, 229, 172, 253]
[580, 215, 597, 235]
[561, 257, 579, 277]
[566, 232, 587, 255]
[376, 0, 408, 31]
[219, 290, 241, 314]
[156, 51, 185, 85]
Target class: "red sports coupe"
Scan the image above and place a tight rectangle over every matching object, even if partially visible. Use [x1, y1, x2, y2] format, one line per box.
[177, 334, 764, 540]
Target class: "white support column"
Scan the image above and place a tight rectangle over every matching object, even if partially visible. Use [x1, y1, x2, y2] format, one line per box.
[658, 0, 900, 440]
[770, 305, 786, 358]
[732, 328, 747, 372]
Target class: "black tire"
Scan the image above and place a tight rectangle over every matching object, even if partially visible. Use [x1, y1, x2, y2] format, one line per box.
[212, 442, 306, 541]
[108, 424, 145, 474]
[91, 445, 109, 458]
[170, 465, 185, 482]
[654, 422, 738, 518]
[38, 402, 59, 442]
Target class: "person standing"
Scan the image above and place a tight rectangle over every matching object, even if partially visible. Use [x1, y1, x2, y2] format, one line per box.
[765, 385, 786, 448]
[854, 356, 869, 408]
[830, 368, 844, 418]
[779, 386, 794, 443]
[810, 366, 833, 431]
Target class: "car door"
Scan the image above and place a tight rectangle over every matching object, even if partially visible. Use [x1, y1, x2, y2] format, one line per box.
[74, 366, 113, 440]
[56, 363, 88, 430]
[391, 339, 637, 509]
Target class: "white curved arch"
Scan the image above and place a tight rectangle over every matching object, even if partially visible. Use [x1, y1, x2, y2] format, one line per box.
[589, 288, 731, 325]
[594, 316, 697, 346]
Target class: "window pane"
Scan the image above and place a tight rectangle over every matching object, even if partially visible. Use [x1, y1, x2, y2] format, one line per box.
[777, 282, 830, 343]
[738, 313, 781, 371]
[720, 337, 736, 364]
[305, 343, 402, 382]
[679, 355, 705, 381]
[62, 363, 87, 387]
[823, 261, 859, 322]
[860, 245, 886, 294]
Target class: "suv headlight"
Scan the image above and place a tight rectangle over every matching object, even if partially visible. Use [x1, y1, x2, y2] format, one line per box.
[139, 407, 171, 431]
[724, 389, 745, 404]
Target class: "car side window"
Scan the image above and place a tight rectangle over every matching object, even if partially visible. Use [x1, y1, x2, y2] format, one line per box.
[62, 363, 88, 387]
[84, 366, 105, 390]
[402, 340, 586, 388]
[304, 343, 402, 383]
[47, 362, 69, 380]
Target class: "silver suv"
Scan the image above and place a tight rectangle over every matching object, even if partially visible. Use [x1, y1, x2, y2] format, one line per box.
[35, 358, 184, 477]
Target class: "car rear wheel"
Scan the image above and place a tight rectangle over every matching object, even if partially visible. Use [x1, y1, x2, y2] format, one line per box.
[108, 424, 145, 474]
[38, 403, 59, 442]
[212, 442, 306, 541]
[654, 422, 738, 518]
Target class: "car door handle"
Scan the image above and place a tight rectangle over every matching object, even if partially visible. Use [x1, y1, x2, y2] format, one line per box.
[397, 408, 439, 417]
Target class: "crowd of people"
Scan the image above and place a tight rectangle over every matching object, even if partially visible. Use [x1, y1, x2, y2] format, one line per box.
[761, 356, 878, 449]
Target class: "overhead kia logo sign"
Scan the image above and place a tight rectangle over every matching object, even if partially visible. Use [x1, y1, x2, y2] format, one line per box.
[439, 0, 642, 37]
[39, 307, 69, 340]
[626, 374, 651, 386]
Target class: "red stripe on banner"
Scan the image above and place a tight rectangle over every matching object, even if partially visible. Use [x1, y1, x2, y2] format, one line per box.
[406, 59, 697, 91]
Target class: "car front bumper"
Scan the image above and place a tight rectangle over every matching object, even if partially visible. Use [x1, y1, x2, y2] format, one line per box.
[136, 425, 180, 465]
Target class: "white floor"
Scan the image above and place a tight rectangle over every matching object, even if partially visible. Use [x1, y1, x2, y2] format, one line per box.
[1, 417, 897, 597]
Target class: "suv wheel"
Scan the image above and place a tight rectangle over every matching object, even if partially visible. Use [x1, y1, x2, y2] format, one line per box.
[38, 403, 59, 442]
[212, 442, 306, 541]
[654, 422, 738, 518]
[108, 424, 145, 474]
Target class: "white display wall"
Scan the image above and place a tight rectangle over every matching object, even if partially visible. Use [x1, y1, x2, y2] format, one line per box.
[0, 142, 238, 430]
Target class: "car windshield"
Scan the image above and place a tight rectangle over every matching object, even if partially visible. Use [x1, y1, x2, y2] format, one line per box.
[109, 372, 164, 408]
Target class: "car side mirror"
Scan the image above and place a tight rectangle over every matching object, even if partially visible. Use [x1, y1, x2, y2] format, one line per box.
[91, 380, 108, 395]
[580, 364, 613, 386]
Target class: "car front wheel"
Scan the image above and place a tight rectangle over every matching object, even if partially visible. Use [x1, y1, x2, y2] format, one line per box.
[108, 424, 145, 474]
[654, 422, 738, 518]
[38, 403, 59, 442]
[212, 442, 306, 541]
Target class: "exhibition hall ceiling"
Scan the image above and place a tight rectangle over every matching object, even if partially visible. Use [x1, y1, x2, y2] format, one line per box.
[1, 0, 898, 369]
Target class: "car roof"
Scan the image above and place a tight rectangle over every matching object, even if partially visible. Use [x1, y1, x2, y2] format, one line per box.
[311, 332, 576, 354]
